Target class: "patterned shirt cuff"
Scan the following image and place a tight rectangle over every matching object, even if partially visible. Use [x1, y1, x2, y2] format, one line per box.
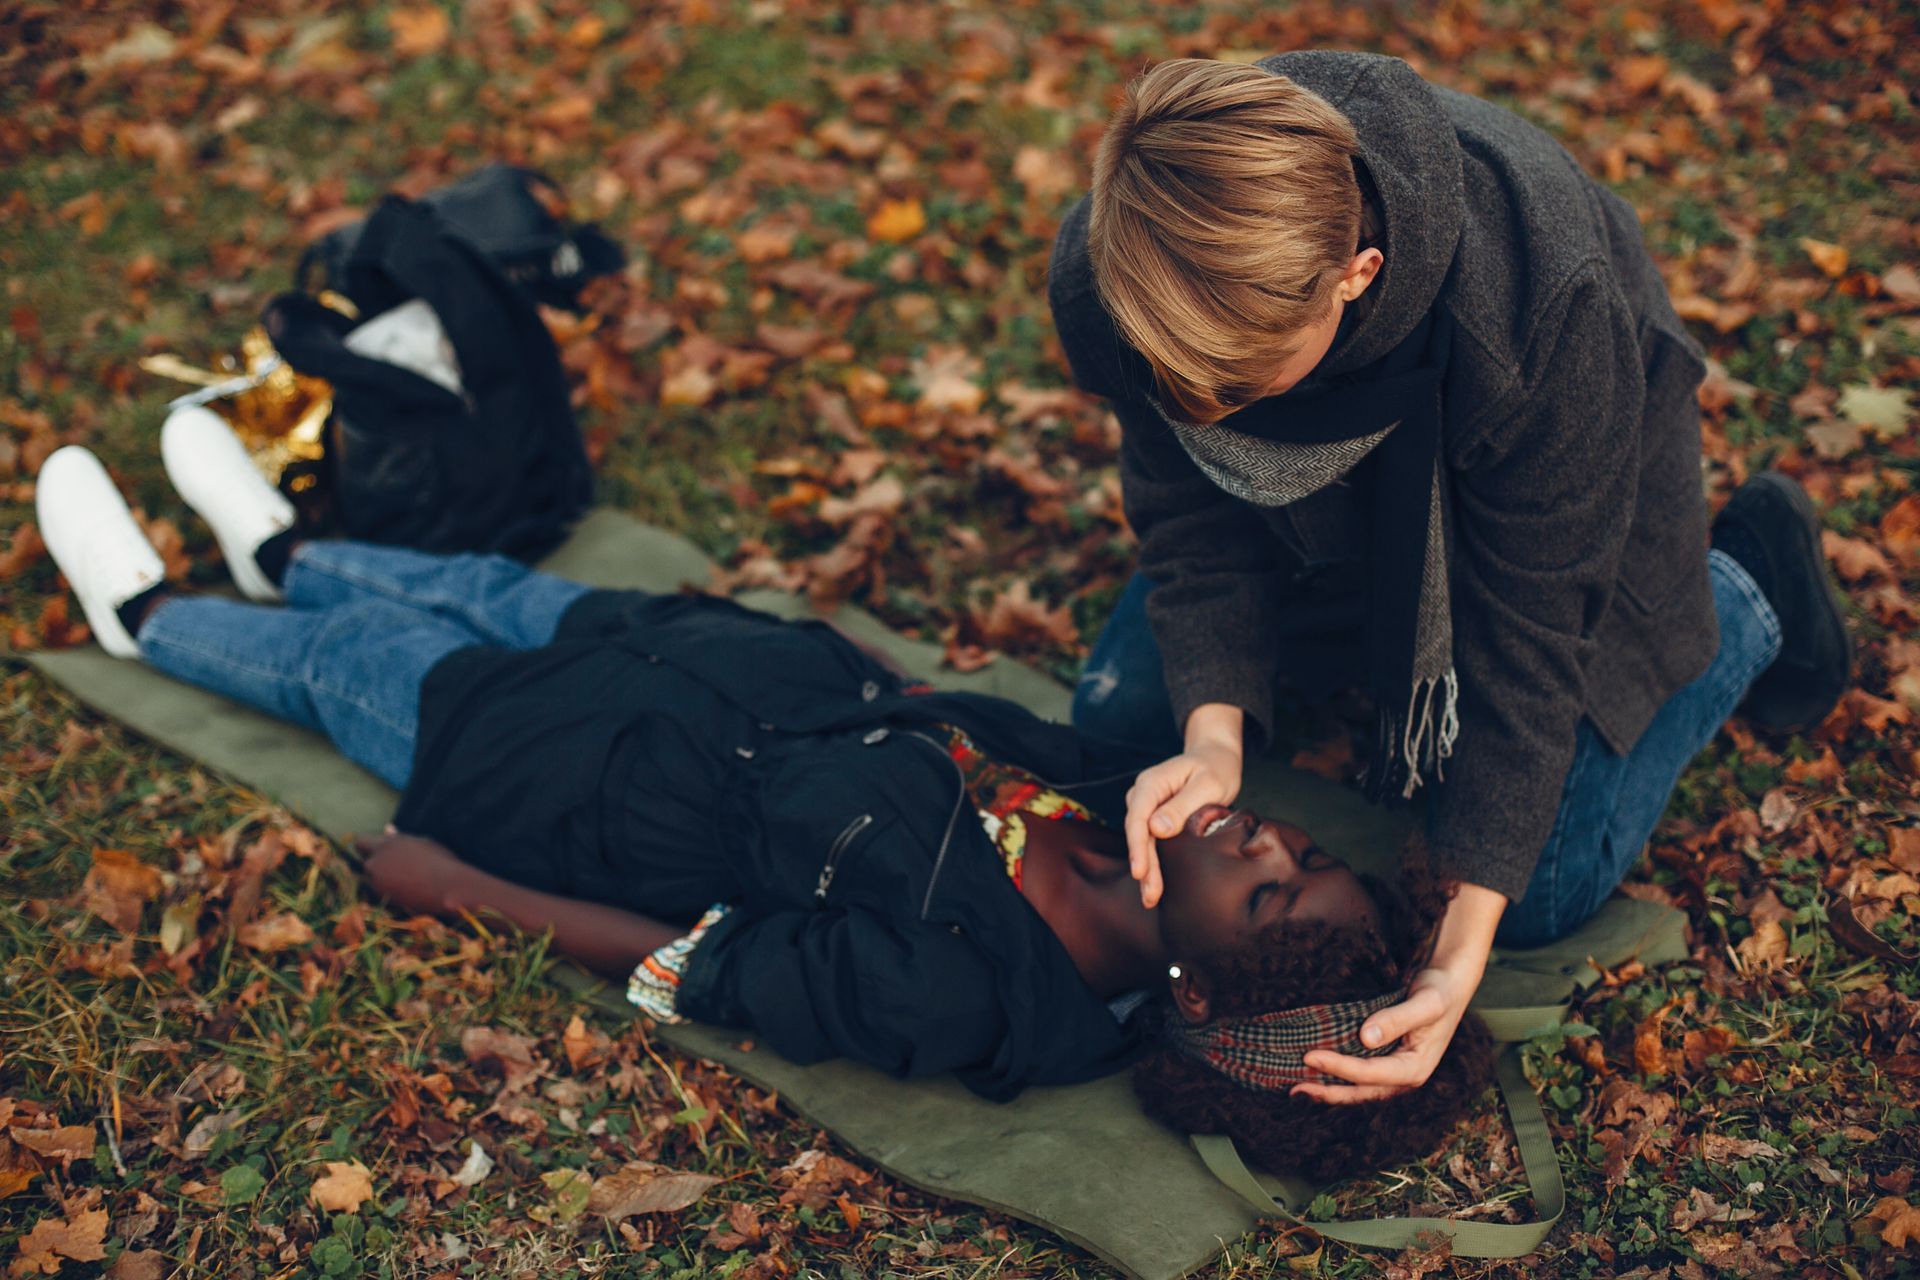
[626, 904, 731, 1023]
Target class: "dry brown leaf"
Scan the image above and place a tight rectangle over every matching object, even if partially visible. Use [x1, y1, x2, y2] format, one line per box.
[1671, 1187, 1758, 1230]
[1735, 919, 1789, 973]
[460, 1026, 541, 1092]
[236, 912, 313, 954]
[659, 365, 718, 409]
[388, 6, 451, 56]
[78, 848, 165, 933]
[561, 1015, 611, 1072]
[1865, 1196, 1920, 1248]
[586, 1161, 719, 1218]
[10, 1207, 108, 1274]
[911, 345, 986, 414]
[8, 1126, 94, 1161]
[1800, 237, 1848, 279]
[310, 1160, 373, 1213]
[1698, 1133, 1780, 1163]
[1823, 529, 1892, 582]
[105, 1250, 164, 1280]
[1882, 264, 1920, 307]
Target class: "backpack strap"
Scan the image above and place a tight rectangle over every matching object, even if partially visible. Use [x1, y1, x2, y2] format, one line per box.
[1190, 1043, 1564, 1258]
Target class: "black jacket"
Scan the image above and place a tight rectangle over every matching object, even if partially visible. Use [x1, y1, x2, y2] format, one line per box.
[1047, 51, 1716, 901]
[394, 590, 1150, 1101]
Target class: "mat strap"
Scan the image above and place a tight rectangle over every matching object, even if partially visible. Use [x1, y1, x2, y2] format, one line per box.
[1190, 1046, 1562, 1258]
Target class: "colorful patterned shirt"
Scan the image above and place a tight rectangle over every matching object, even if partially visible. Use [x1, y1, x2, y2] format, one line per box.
[942, 725, 1093, 891]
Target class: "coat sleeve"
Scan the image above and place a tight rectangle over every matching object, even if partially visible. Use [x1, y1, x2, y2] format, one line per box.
[674, 905, 1010, 1081]
[1429, 267, 1645, 902]
[1047, 198, 1286, 745]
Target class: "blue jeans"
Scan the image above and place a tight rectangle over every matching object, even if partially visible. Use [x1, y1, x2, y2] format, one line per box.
[138, 542, 590, 789]
[1072, 550, 1782, 946]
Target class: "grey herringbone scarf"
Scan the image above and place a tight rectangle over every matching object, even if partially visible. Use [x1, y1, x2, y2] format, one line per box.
[1157, 312, 1458, 801]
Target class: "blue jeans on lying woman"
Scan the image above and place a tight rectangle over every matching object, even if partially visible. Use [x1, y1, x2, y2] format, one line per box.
[138, 541, 591, 790]
[1072, 549, 1781, 948]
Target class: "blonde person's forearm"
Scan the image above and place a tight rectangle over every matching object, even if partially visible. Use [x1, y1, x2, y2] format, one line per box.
[1182, 702, 1244, 755]
[1429, 881, 1507, 976]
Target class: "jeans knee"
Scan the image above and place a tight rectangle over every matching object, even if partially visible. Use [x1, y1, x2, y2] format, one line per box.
[1072, 661, 1178, 753]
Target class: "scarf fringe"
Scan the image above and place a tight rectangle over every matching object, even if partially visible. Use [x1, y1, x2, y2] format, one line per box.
[1396, 668, 1460, 800]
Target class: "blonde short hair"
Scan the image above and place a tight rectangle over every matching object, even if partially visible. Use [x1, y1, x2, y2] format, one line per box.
[1089, 59, 1364, 423]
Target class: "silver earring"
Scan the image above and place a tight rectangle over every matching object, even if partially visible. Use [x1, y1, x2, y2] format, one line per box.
[1168, 964, 1183, 980]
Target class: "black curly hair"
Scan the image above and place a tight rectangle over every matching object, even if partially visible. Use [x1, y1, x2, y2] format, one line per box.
[1130, 857, 1496, 1183]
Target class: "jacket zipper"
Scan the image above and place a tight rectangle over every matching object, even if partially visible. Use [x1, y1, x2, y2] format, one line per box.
[814, 813, 873, 903]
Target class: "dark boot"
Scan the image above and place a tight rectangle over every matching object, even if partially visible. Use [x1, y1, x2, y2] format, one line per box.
[1710, 471, 1852, 732]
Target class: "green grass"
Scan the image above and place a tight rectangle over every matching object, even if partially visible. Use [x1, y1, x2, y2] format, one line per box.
[4, 0, 1920, 1276]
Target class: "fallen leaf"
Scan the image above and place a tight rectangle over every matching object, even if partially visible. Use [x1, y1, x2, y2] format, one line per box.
[1881, 494, 1920, 568]
[105, 1250, 164, 1280]
[78, 848, 166, 933]
[1672, 1187, 1758, 1230]
[1823, 530, 1892, 582]
[1800, 237, 1848, 278]
[450, 1140, 493, 1188]
[561, 1015, 611, 1072]
[587, 1161, 720, 1218]
[1864, 1196, 1920, 1248]
[181, 1109, 246, 1158]
[1837, 384, 1913, 439]
[539, 1168, 593, 1223]
[1882, 264, 1920, 307]
[866, 197, 927, 243]
[1698, 1133, 1781, 1163]
[911, 345, 986, 414]
[1735, 919, 1789, 973]
[388, 6, 450, 56]
[235, 912, 313, 954]
[10, 1208, 108, 1274]
[8, 1126, 94, 1161]
[659, 365, 718, 408]
[460, 1026, 541, 1092]
[310, 1160, 373, 1213]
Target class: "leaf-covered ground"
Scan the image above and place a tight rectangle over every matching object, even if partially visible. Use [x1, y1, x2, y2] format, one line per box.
[3, 1, 1919, 1277]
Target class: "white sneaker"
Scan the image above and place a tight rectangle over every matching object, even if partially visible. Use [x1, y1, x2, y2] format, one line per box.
[34, 447, 167, 659]
[160, 405, 295, 602]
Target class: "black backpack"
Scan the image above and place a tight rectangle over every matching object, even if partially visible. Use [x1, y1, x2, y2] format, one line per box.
[297, 164, 623, 313]
[262, 193, 594, 558]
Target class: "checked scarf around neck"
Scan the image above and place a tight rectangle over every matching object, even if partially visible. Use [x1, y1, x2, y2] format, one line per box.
[1155, 310, 1458, 802]
[1165, 989, 1405, 1091]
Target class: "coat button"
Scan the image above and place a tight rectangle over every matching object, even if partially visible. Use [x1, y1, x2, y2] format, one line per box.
[735, 746, 755, 759]
[862, 727, 889, 745]
[949, 924, 963, 936]
[758, 721, 775, 731]
[645, 653, 661, 664]
[861, 680, 881, 701]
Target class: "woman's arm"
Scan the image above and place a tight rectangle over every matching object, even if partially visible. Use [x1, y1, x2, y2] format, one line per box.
[357, 832, 684, 978]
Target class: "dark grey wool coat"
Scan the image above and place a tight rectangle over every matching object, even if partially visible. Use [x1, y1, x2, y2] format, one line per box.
[1048, 51, 1717, 901]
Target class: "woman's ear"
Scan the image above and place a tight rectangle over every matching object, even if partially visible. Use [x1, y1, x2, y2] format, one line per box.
[1338, 247, 1384, 302]
[1168, 965, 1212, 1024]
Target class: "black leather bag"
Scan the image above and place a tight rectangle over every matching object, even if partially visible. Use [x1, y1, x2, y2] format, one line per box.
[297, 164, 623, 311]
[263, 195, 593, 558]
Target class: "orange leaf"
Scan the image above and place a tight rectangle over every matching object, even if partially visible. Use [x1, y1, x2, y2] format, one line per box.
[12, 1207, 108, 1273]
[1734, 919, 1789, 973]
[1865, 1196, 1920, 1248]
[1800, 237, 1848, 279]
[1615, 55, 1670, 96]
[1822, 530, 1891, 582]
[1881, 494, 1920, 568]
[388, 6, 450, 56]
[866, 198, 927, 243]
[79, 848, 166, 932]
[235, 912, 313, 953]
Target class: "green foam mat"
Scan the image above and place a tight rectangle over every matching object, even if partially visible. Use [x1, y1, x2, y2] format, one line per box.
[23, 510, 1686, 1278]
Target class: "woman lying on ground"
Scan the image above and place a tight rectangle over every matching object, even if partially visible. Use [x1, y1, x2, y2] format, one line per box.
[36, 415, 1492, 1180]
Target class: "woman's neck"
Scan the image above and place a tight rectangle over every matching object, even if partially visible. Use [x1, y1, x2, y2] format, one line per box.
[1018, 817, 1170, 997]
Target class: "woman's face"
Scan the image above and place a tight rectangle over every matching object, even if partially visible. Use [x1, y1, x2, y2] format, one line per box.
[1153, 805, 1380, 961]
